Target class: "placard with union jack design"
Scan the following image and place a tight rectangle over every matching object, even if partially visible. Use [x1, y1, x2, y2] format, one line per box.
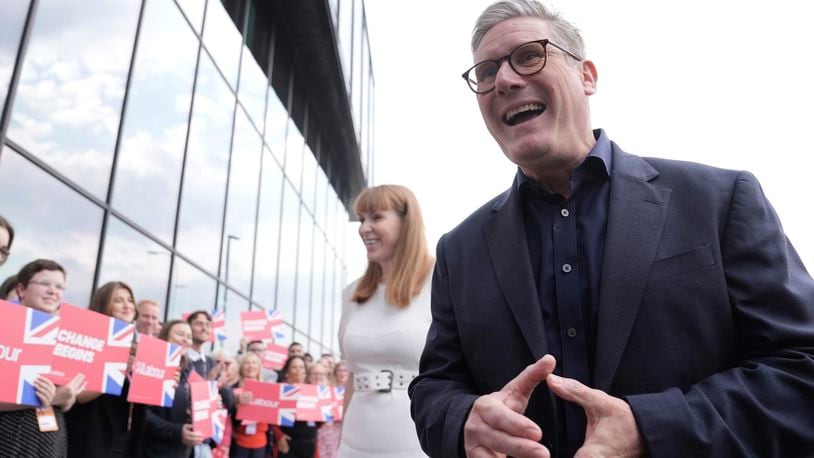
[191, 377, 213, 437]
[333, 385, 345, 421]
[236, 380, 298, 426]
[261, 342, 288, 371]
[294, 383, 333, 422]
[182, 309, 226, 344]
[127, 334, 182, 407]
[0, 300, 58, 406]
[49, 304, 134, 395]
[239, 310, 273, 342]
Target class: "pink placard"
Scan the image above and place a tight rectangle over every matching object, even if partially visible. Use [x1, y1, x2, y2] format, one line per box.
[127, 335, 182, 407]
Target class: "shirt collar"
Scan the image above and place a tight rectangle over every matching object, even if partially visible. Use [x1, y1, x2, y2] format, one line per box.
[187, 347, 203, 362]
[517, 128, 612, 200]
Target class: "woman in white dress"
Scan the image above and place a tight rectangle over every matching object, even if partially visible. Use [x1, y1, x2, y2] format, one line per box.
[337, 185, 434, 458]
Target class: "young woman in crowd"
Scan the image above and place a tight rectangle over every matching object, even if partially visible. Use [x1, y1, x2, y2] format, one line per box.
[142, 319, 202, 457]
[274, 355, 317, 458]
[337, 185, 434, 457]
[0, 259, 87, 457]
[312, 362, 340, 458]
[67, 281, 144, 457]
[231, 352, 269, 458]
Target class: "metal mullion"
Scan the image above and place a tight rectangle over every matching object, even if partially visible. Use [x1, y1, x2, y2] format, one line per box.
[91, 0, 148, 295]
[0, 0, 39, 160]
[165, 0, 209, 320]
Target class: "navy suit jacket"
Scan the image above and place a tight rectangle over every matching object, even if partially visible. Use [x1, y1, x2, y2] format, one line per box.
[409, 143, 814, 457]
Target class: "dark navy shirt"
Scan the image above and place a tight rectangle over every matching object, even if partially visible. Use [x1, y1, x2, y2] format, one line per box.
[518, 129, 612, 457]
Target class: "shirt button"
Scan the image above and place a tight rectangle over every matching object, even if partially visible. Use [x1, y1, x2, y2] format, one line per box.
[567, 327, 577, 338]
[561, 208, 569, 217]
[562, 263, 572, 273]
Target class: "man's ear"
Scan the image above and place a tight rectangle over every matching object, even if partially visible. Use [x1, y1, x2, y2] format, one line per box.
[581, 59, 598, 95]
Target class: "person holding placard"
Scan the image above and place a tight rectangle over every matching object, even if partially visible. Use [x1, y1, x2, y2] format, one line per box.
[231, 352, 269, 458]
[0, 259, 87, 458]
[274, 355, 318, 458]
[142, 319, 201, 458]
[67, 281, 145, 458]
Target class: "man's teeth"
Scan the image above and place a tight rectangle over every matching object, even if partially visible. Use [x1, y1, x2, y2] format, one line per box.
[504, 103, 545, 123]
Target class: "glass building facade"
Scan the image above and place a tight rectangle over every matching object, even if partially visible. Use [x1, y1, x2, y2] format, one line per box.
[0, 0, 375, 357]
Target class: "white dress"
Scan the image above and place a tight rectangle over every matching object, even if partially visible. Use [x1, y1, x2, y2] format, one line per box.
[337, 278, 431, 458]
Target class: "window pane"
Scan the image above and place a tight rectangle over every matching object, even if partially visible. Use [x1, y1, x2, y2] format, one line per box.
[168, 255, 217, 322]
[202, 0, 242, 91]
[295, 212, 314, 333]
[310, 234, 325, 345]
[223, 289, 248, 355]
[0, 0, 30, 112]
[284, 118, 304, 192]
[338, 0, 353, 95]
[97, 216, 171, 313]
[0, 146, 102, 307]
[175, 0, 205, 34]
[276, 180, 300, 322]
[314, 166, 327, 233]
[112, 0, 198, 243]
[220, 109, 262, 295]
[252, 147, 284, 308]
[176, 53, 234, 274]
[300, 145, 316, 215]
[6, 0, 141, 199]
[238, 44, 268, 134]
[265, 89, 287, 166]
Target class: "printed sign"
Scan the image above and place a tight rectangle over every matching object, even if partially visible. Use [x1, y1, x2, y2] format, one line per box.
[261, 343, 288, 371]
[0, 300, 58, 406]
[49, 304, 134, 395]
[333, 385, 345, 421]
[235, 380, 298, 426]
[128, 335, 182, 407]
[240, 311, 273, 342]
[191, 378, 213, 437]
[295, 383, 333, 422]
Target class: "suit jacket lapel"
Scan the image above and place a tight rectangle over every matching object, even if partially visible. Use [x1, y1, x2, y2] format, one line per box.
[594, 146, 672, 392]
[483, 182, 549, 360]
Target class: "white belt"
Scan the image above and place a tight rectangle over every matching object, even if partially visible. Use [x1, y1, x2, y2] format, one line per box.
[353, 370, 418, 392]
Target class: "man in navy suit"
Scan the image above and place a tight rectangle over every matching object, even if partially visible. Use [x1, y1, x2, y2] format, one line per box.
[408, 1, 814, 457]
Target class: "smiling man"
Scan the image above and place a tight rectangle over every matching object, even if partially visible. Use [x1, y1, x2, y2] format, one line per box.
[408, 1, 814, 457]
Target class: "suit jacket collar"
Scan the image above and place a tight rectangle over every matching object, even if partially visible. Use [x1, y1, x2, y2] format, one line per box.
[483, 143, 672, 391]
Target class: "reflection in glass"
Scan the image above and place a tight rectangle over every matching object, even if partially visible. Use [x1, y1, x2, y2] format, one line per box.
[333, 258, 345, 352]
[0, 146, 102, 307]
[314, 166, 328, 233]
[223, 288, 248, 355]
[97, 216, 170, 313]
[202, 0, 242, 91]
[325, 186, 337, 250]
[284, 118, 304, 192]
[219, 109, 262, 295]
[323, 258, 337, 351]
[300, 145, 317, 214]
[238, 45, 268, 133]
[6, 0, 141, 198]
[276, 180, 300, 323]
[252, 147, 284, 309]
[310, 235, 325, 346]
[295, 212, 314, 333]
[168, 255, 217, 321]
[0, 0, 30, 112]
[176, 53, 235, 274]
[265, 89, 288, 166]
[337, 0, 353, 94]
[113, 0, 198, 243]
[175, 0, 205, 34]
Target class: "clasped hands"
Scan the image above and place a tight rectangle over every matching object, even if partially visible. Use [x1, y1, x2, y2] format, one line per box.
[463, 355, 644, 458]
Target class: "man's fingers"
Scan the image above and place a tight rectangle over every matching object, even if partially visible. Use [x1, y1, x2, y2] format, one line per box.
[501, 355, 557, 411]
[477, 396, 542, 441]
[547, 373, 600, 410]
[467, 445, 501, 458]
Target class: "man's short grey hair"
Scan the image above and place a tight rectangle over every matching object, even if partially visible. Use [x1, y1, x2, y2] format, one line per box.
[471, 0, 585, 60]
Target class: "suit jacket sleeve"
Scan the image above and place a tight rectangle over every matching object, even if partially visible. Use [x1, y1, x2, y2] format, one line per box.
[627, 171, 814, 456]
[409, 234, 478, 457]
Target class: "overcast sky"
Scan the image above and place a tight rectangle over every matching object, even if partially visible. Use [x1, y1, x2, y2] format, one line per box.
[346, 0, 814, 279]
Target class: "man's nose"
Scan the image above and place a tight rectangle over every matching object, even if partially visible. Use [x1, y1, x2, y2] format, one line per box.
[494, 60, 524, 94]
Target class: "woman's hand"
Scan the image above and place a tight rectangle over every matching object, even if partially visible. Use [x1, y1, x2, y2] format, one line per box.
[278, 434, 291, 454]
[181, 424, 204, 446]
[34, 376, 56, 406]
[52, 373, 87, 411]
[236, 391, 253, 405]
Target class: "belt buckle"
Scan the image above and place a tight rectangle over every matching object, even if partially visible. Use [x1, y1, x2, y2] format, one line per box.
[378, 369, 393, 393]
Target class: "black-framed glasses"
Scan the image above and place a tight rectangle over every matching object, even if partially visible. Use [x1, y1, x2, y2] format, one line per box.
[462, 39, 581, 94]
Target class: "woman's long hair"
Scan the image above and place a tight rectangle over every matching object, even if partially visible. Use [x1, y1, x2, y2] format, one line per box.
[89, 281, 135, 320]
[351, 184, 433, 307]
